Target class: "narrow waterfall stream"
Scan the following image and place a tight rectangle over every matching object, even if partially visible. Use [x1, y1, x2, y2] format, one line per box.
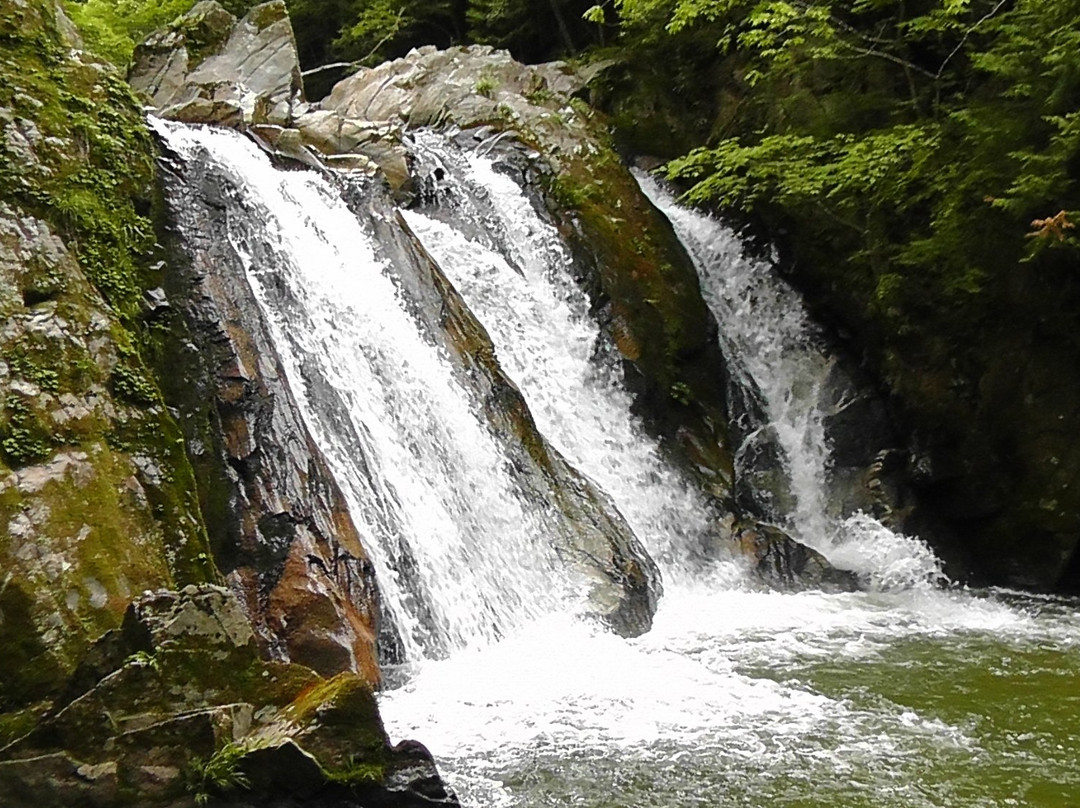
[157, 123, 1080, 807]
[635, 172, 944, 589]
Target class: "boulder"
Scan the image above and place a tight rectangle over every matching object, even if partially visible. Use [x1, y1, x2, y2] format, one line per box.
[736, 521, 859, 592]
[130, 0, 304, 126]
[0, 586, 459, 808]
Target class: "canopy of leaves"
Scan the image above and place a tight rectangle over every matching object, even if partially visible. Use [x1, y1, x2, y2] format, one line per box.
[609, 0, 1080, 315]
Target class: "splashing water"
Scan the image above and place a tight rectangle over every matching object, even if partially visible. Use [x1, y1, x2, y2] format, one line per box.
[635, 171, 945, 589]
[157, 122, 1080, 808]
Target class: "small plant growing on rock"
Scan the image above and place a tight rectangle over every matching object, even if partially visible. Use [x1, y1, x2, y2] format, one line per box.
[475, 74, 497, 98]
[186, 741, 252, 805]
[325, 753, 386, 786]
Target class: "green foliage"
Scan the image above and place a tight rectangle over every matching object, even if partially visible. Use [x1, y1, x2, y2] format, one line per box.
[0, 396, 52, 467]
[607, 0, 1080, 318]
[64, 0, 258, 67]
[64, 0, 194, 66]
[334, 0, 459, 63]
[324, 754, 386, 785]
[125, 650, 161, 671]
[186, 742, 252, 805]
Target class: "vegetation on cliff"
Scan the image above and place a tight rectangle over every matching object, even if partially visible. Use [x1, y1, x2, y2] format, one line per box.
[1, 0, 219, 710]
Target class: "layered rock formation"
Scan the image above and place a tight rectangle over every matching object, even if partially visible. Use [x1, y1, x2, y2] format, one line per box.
[130, 0, 304, 127]
[152, 145, 383, 681]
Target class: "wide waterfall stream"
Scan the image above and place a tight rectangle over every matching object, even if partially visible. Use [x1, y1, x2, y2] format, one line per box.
[157, 122, 1080, 807]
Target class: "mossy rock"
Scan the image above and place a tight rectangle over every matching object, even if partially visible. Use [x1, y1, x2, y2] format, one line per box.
[1, 0, 216, 713]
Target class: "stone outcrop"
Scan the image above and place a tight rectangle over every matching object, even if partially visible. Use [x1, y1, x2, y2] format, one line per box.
[129, 0, 413, 189]
[130, 0, 304, 127]
[153, 141, 383, 683]
[734, 520, 859, 593]
[1, 0, 217, 711]
[0, 586, 457, 808]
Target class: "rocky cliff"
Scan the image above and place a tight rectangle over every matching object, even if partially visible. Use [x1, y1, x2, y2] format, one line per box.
[0, 2, 456, 805]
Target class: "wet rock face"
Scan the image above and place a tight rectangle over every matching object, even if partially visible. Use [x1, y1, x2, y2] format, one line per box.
[735, 521, 859, 593]
[153, 145, 383, 682]
[130, 0, 304, 126]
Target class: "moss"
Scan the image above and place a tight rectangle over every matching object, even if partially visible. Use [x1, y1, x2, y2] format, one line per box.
[0, 582, 67, 709]
[0, 0, 220, 712]
[0, 703, 49, 747]
[324, 755, 387, 786]
[171, 2, 238, 68]
[282, 673, 390, 766]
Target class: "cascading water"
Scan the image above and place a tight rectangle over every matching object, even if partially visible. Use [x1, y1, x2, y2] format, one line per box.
[401, 132, 731, 585]
[636, 172, 944, 589]
[157, 121, 1080, 808]
[155, 120, 588, 661]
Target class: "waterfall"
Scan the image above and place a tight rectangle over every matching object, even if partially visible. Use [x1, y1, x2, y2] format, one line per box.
[152, 121, 1080, 808]
[155, 120, 592, 661]
[402, 132, 736, 587]
[635, 171, 944, 588]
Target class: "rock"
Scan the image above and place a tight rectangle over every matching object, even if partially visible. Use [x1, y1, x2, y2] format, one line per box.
[0, 753, 117, 808]
[1, 586, 458, 807]
[154, 143, 384, 682]
[0, 205, 201, 708]
[125, 585, 258, 657]
[736, 521, 859, 592]
[130, 0, 304, 127]
[236, 740, 325, 797]
[732, 424, 797, 522]
[292, 109, 410, 188]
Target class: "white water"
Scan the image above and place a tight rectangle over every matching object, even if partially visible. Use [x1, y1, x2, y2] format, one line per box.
[158, 123, 1080, 808]
[156, 121, 585, 660]
[379, 141, 1079, 807]
[403, 133, 726, 584]
[636, 172, 944, 589]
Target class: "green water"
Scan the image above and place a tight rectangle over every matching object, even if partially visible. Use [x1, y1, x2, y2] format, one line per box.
[382, 589, 1080, 808]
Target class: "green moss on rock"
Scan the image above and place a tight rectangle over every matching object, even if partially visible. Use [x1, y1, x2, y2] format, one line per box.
[0, 0, 218, 713]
